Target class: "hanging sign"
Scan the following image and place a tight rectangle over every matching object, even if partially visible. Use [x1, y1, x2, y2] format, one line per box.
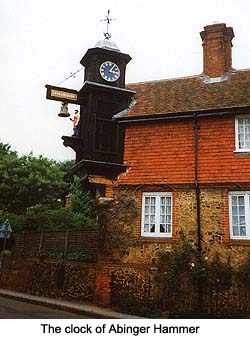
[45, 85, 79, 104]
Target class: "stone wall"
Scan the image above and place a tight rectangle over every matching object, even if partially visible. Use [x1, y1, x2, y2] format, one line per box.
[97, 186, 250, 268]
[93, 185, 250, 310]
[0, 257, 96, 302]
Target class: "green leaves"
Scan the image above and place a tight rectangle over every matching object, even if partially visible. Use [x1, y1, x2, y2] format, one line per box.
[70, 176, 97, 219]
[0, 145, 67, 213]
[0, 142, 98, 231]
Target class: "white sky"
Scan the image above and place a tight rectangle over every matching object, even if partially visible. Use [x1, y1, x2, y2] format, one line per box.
[1, 0, 250, 161]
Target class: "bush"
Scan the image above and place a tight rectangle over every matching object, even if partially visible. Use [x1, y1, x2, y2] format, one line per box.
[0, 204, 98, 232]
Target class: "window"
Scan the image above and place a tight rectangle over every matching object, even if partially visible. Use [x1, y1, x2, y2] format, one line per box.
[229, 192, 250, 239]
[235, 116, 250, 151]
[141, 192, 172, 237]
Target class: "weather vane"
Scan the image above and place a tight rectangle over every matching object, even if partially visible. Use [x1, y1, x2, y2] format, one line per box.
[101, 9, 116, 40]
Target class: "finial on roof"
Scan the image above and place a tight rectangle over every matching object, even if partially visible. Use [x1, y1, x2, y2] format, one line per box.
[100, 9, 116, 40]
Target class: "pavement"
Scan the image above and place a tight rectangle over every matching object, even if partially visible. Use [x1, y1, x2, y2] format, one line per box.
[0, 289, 141, 319]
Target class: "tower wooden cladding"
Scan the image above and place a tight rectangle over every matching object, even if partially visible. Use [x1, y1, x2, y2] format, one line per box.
[62, 40, 135, 181]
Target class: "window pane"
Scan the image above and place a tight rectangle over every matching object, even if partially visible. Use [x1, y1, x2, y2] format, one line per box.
[232, 196, 237, 205]
[238, 196, 245, 206]
[232, 216, 238, 225]
[160, 197, 166, 205]
[240, 216, 246, 226]
[239, 206, 245, 215]
[233, 226, 239, 236]
[240, 227, 246, 236]
[166, 197, 171, 206]
[160, 224, 166, 233]
[160, 215, 166, 223]
[150, 225, 155, 232]
[238, 119, 244, 126]
[232, 206, 238, 215]
[166, 224, 171, 233]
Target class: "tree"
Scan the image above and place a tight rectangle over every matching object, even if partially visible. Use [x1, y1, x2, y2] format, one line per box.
[0, 151, 67, 213]
[57, 159, 75, 190]
[70, 176, 97, 220]
[0, 141, 17, 158]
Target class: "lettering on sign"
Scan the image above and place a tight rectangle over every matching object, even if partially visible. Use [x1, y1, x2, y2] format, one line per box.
[50, 89, 78, 101]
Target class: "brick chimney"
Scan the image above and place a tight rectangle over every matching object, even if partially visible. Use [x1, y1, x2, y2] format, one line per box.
[200, 23, 234, 78]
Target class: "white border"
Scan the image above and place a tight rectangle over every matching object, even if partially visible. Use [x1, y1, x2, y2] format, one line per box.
[228, 191, 250, 240]
[99, 61, 120, 82]
[141, 192, 172, 238]
[235, 115, 250, 152]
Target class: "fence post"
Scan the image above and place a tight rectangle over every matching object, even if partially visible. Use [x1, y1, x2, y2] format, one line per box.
[38, 231, 44, 255]
[64, 229, 69, 258]
[22, 231, 26, 256]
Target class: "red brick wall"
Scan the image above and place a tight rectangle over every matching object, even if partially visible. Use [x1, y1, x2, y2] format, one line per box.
[118, 115, 250, 185]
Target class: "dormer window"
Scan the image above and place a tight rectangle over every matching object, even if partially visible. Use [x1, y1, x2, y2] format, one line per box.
[235, 115, 250, 151]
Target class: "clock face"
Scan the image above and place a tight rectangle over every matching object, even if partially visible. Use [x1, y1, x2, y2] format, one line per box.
[100, 61, 120, 82]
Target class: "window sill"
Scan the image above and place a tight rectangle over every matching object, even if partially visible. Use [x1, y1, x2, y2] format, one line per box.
[140, 236, 174, 243]
[234, 150, 250, 156]
[224, 239, 250, 246]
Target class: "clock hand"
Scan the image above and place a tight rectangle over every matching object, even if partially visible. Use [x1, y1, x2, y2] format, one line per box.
[109, 64, 116, 74]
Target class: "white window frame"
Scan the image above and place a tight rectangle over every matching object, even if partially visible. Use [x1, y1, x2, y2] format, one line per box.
[141, 192, 172, 238]
[229, 191, 250, 240]
[235, 115, 250, 152]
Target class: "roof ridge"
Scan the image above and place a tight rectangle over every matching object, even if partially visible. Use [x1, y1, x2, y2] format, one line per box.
[126, 68, 250, 87]
[127, 74, 202, 86]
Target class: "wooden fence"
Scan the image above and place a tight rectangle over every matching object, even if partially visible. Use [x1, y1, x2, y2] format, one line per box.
[11, 229, 100, 262]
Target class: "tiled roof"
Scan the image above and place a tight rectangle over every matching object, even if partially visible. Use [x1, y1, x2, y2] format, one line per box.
[125, 69, 250, 118]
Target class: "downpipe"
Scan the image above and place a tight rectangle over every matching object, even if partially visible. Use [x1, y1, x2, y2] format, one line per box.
[193, 113, 203, 314]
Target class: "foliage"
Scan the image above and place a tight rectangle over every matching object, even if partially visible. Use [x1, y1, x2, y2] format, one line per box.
[0, 142, 98, 231]
[160, 236, 232, 289]
[98, 190, 138, 258]
[0, 148, 67, 213]
[57, 160, 75, 190]
[0, 142, 17, 158]
[45, 251, 96, 263]
[70, 176, 97, 219]
[208, 253, 232, 288]
[0, 204, 98, 232]
[160, 236, 207, 287]
[237, 251, 250, 288]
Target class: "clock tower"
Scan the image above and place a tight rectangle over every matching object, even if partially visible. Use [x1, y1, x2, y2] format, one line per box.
[62, 36, 135, 194]
[80, 38, 131, 88]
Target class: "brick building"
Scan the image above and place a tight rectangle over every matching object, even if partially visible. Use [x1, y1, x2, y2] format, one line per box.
[61, 22, 250, 307]
[91, 22, 247, 265]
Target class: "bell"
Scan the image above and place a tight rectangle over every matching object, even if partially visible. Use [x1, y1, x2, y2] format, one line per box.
[58, 102, 70, 117]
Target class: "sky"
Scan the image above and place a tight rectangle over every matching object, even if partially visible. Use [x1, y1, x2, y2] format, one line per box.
[1, 0, 250, 161]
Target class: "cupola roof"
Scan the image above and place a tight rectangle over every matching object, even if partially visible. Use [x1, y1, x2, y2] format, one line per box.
[94, 39, 120, 52]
